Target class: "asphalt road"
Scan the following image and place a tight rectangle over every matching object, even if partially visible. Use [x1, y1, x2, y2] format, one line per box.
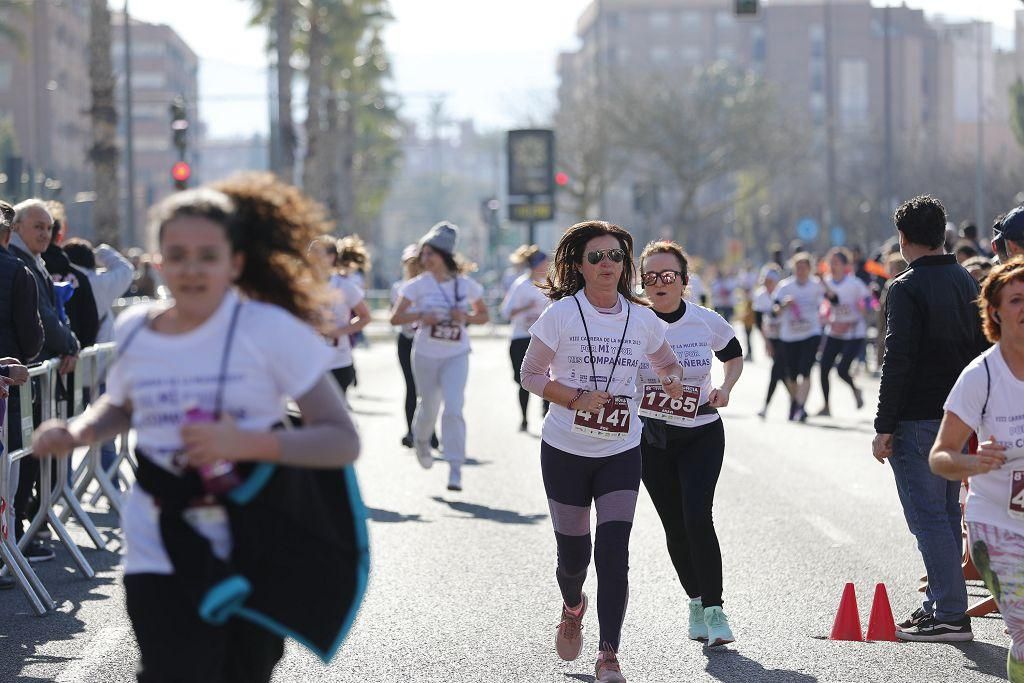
[0, 332, 1012, 683]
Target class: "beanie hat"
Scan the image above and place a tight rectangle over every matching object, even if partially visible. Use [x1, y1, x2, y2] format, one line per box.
[420, 221, 458, 256]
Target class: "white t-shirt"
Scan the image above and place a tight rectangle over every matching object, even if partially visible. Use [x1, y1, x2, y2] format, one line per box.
[326, 273, 364, 369]
[824, 274, 871, 340]
[772, 277, 826, 342]
[711, 276, 737, 309]
[501, 273, 549, 340]
[399, 272, 484, 359]
[637, 303, 735, 428]
[944, 345, 1024, 536]
[528, 293, 668, 457]
[390, 279, 417, 339]
[752, 286, 780, 339]
[106, 290, 334, 575]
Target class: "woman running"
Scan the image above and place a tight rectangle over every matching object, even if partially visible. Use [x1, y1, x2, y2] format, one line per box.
[32, 176, 363, 682]
[930, 258, 1024, 667]
[772, 252, 827, 422]
[636, 240, 743, 647]
[817, 247, 871, 416]
[520, 220, 684, 683]
[752, 265, 787, 418]
[501, 244, 550, 431]
[392, 243, 432, 449]
[390, 221, 489, 492]
[309, 235, 371, 396]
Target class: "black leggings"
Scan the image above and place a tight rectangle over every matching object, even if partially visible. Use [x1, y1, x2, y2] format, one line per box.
[819, 336, 864, 404]
[397, 334, 416, 433]
[764, 338, 788, 407]
[783, 335, 821, 380]
[331, 365, 356, 396]
[641, 419, 726, 607]
[541, 441, 641, 652]
[510, 338, 549, 422]
[125, 573, 284, 683]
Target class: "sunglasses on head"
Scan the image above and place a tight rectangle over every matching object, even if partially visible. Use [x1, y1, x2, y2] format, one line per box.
[641, 270, 682, 286]
[586, 248, 626, 265]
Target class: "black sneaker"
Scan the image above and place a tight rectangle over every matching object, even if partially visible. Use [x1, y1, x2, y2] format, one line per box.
[897, 607, 931, 630]
[430, 434, 440, 449]
[401, 433, 414, 449]
[895, 614, 973, 642]
[518, 420, 528, 432]
[25, 542, 55, 564]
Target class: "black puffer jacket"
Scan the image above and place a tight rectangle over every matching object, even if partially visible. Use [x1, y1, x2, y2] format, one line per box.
[874, 254, 989, 433]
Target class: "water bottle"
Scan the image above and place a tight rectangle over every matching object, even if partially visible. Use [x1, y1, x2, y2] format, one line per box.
[183, 404, 242, 495]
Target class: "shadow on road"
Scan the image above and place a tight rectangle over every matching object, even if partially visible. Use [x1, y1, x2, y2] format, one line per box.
[704, 648, 818, 682]
[365, 507, 428, 523]
[563, 674, 595, 682]
[0, 541, 122, 681]
[954, 639, 1010, 678]
[430, 497, 547, 525]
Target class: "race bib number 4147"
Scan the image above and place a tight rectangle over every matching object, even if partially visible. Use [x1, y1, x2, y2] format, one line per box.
[572, 395, 631, 440]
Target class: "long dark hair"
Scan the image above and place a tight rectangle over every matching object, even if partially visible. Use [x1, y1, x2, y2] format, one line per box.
[151, 173, 331, 326]
[542, 220, 646, 305]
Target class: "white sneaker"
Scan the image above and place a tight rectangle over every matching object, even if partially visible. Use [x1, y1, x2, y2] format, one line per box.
[415, 441, 433, 469]
[688, 598, 707, 641]
[447, 464, 462, 491]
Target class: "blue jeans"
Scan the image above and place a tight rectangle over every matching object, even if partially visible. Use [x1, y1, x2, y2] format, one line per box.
[889, 419, 967, 621]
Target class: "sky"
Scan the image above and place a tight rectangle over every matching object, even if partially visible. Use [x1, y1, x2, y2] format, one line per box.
[127, 0, 1024, 139]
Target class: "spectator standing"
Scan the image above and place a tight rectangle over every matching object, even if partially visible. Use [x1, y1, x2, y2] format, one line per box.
[993, 207, 1024, 264]
[63, 239, 136, 346]
[872, 195, 989, 642]
[41, 201, 99, 348]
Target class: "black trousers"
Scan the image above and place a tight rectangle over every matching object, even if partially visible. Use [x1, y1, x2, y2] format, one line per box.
[124, 573, 284, 683]
[641, 419, 726, 608]
[764, 338, 788, 407]
[818, 336, 864, 404]
[509, 337, 549, 422]
[397, 334, 416, 433]
[331, 365, 356, 395]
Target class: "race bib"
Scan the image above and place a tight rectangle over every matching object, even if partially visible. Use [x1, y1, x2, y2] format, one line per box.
[829, 321, 854, 336]
[572, 395, 631, 440]
[638, 384, 701, 425]
[430, 322, 463, 343]
[790, 318, 813, 335]
[1009, 470, 1024, 521]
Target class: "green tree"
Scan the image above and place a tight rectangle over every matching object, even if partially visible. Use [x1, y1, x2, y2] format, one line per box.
[89, 0, 120, 246]
[248, 0, 298, 181]
[1010, 77, 1024, 151]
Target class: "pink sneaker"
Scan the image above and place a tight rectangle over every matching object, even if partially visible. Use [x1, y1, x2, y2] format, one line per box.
[595, 648, 626, 683]
[555, 593, 587, 661]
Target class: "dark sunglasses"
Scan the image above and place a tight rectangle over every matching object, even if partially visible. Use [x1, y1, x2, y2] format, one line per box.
[586, 248, 626, 265]
[641, 270, 682, 286]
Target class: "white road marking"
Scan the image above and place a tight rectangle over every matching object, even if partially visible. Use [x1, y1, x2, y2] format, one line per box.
[804, 513, 854, 546]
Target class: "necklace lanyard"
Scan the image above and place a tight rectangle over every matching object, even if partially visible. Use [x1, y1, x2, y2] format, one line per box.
[573, 293, 630, 394]
[433, 274, 461, 308]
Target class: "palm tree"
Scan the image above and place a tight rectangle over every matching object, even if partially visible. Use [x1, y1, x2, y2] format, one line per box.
[88, 0, 120, 247]
[249, 0, 297, 181]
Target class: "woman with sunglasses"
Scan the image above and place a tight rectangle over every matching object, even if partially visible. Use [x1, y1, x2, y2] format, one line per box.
[520, 221, 684, 683]
[636, 240, 743, 647]
[390, 221, 489, 492]
[501, 244, 551, 431]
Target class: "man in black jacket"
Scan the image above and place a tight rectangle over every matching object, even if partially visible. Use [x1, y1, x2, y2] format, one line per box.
[0, 201, 43, 365]
[873, 195, 989, 642]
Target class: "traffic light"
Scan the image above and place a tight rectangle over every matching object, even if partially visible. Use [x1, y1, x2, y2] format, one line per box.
[735, 0, 758, 16]
[169, 95, 188, 155]
[171, 161, 191, 191]
[554, 172, 569, 187]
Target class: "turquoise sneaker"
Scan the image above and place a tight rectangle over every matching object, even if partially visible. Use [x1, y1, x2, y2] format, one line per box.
[688, 598, 707, 641]
[704, 606, 735, 647]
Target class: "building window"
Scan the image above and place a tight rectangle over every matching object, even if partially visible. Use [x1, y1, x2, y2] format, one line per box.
[680, 45, 703, 64]
[650, 46, 672, 64]
[810, 60, 825, 93]
[839, 58, 869, 126]
[752, 26, 766, 61]
[717, 44, 736, 62]
[133, 72, 167, 89]
[649, 11, 673, 29]
[0, 62, 13, 90]
[680, 11, 702, 31]
[715, 11, 735, 30]
[136, 136, 170, 152]
[810, 92, 825, 124]
[810, 24, 824, 58]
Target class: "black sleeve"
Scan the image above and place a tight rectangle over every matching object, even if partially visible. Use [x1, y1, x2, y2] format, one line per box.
[11, 265, 44, 362]
[754, 311, 764, 330]
[874, 281, 918, 434]
[825, 291, 839, 304]
[714, 337, 743, 362]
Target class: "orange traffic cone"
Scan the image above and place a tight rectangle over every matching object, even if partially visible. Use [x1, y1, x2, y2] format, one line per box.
[866, 583, 898, 642]
[830, 583, 863, 641]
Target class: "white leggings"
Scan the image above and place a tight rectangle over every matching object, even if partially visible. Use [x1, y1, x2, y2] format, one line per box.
[411, 352, 469, 465]
[968, 521, 1024, 682]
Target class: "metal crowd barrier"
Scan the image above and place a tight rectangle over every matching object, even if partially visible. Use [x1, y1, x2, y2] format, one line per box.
[0, 343, 130, 615]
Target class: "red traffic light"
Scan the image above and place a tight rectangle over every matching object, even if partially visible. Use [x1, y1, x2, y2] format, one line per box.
[554, 172, 569, 187]
[171, 161, 191, 183]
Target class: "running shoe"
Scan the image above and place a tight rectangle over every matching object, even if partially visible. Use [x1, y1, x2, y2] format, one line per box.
[26, 541, 55, 564]
[897, 607, 930, 630]
[688, 598, 707, 641]
[401, 433, 413, 448]
[815, 406, 831, 417]
[795, 406, 808, 423]
[595, 648, 626, 683]
[519, 420, 528, 432]
[447, 464, 462, 492]
[704, 606, 735, 647]
[853, 387, 865, 410]
[895, 614, 972, 642]
[555, 592, 587, 661]
[757, 407, 767, 419]
[430, 434, 440, 449]
[414, 441, 434, 469]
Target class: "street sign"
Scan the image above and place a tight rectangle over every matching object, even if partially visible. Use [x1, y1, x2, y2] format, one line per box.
[830, 225, 846, 246]
[507, 129, 555, 226]
[796, 217, 819, 241]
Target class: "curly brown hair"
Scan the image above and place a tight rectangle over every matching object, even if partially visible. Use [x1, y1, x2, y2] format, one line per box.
[979, 256, 1024, 343]
[150, 173, 331, 327]
[542, 220, 646, 304]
